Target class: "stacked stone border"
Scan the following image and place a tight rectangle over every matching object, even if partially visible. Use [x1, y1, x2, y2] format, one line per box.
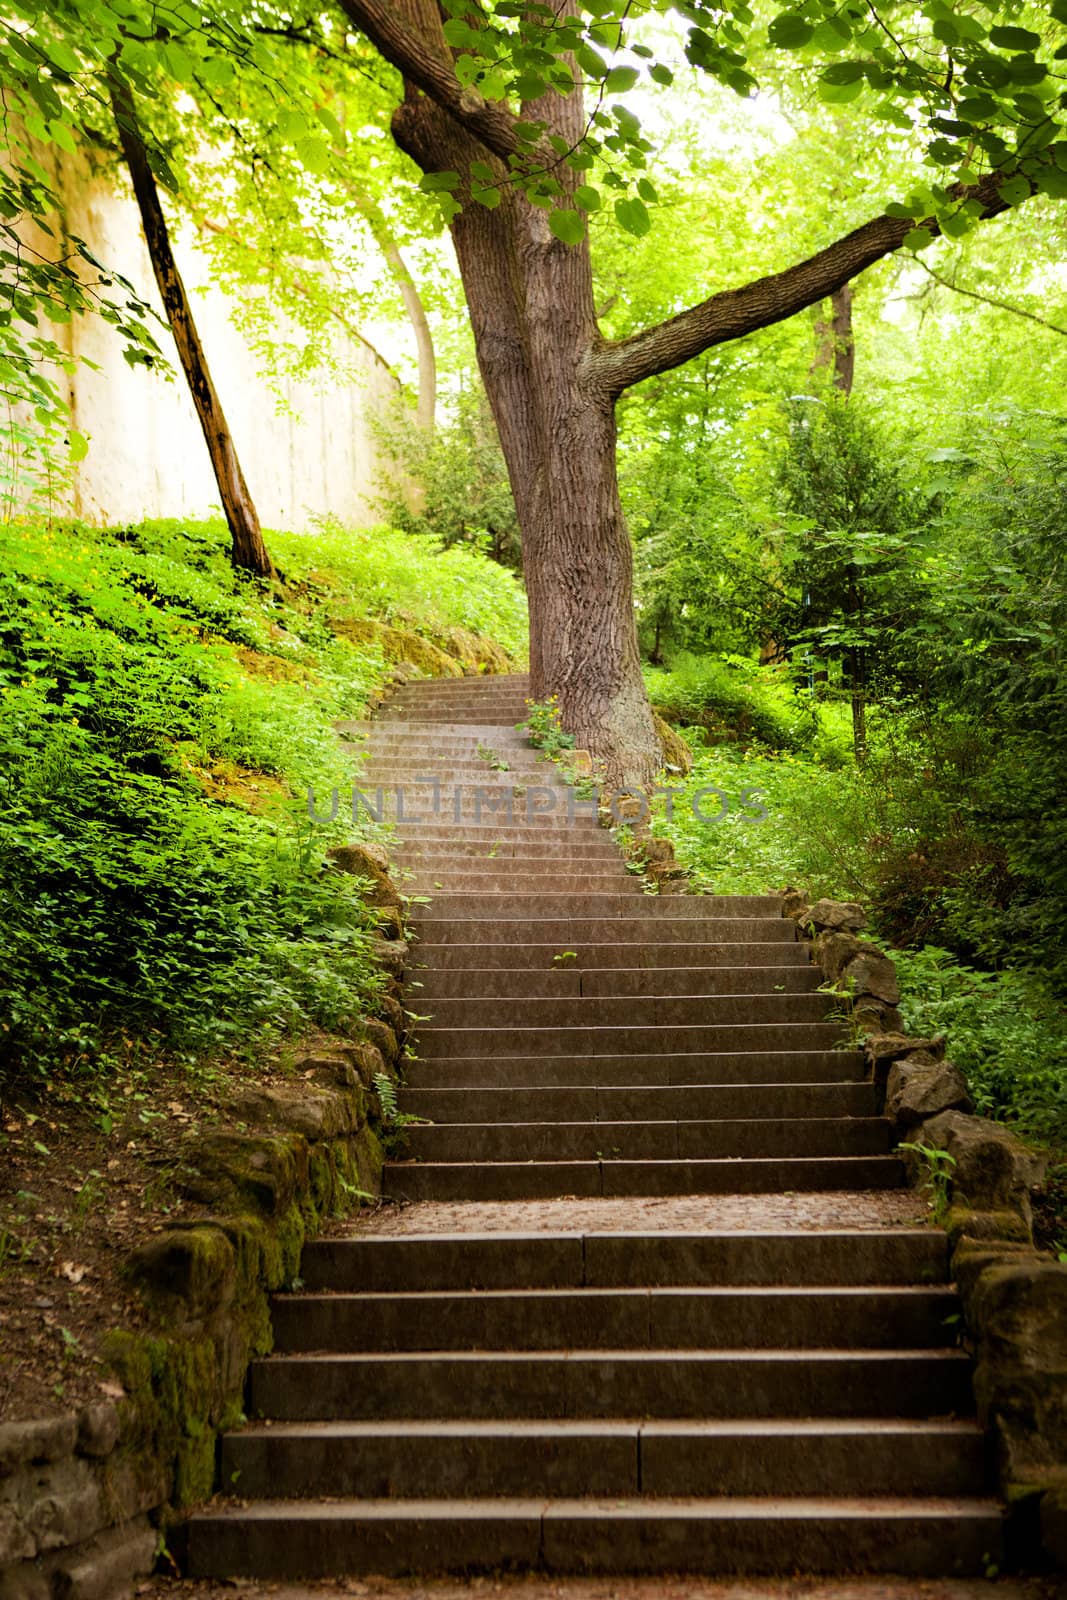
[1, 844, 409, 1600]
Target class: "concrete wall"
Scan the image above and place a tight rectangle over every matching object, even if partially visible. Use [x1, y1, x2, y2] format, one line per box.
[34, 149, 399, 530]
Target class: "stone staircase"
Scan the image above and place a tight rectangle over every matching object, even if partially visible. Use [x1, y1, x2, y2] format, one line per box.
[186, 672, 1003, 1578]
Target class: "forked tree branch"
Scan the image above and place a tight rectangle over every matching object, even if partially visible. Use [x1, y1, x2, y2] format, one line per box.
[593, 173, 1020, 395]
[336, 0, 534, 165]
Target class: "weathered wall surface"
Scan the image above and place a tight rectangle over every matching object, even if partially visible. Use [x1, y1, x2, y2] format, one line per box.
[34, 148, 398, 530]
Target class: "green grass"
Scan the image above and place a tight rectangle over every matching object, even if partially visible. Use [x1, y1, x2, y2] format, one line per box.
[0, 516, 523, 1090]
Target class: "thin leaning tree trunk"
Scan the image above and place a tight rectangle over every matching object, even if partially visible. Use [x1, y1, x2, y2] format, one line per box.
[108, 73, 273, 578]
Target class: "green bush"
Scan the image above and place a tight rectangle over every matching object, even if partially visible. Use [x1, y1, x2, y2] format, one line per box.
[892, 947, 1067, 1145]
[0, 516, 518, 1091]
[645, 654, 813, 754]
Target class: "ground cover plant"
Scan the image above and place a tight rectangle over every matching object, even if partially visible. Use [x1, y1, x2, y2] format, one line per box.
[0, 516, 526, 1096]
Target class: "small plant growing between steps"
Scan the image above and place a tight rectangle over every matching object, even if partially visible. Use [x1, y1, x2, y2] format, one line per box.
[520, 697, 575, 761]
[477, 744, 511, 772]
[373, 1069, 430, 1159]
[552, 951, 578, 966]
[898, 1141, 957, 1225]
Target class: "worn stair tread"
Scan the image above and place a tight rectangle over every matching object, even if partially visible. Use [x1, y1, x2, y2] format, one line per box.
[227, 1414, 981, 1437]
[190, 1493, 1000, 1517]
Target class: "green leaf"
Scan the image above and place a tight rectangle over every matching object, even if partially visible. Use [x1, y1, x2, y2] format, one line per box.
[614, 196, 651, 236]
[549, 208, 585, 245]
[649, 63, 674, 85]
[317, 106, 345, 145]
[989, 25, 1042, 51]
[472, 185, 501, 209]
[998, 174, 1031, 205]
[574, 184, 601, 211]
[576, 44, 607, 79]
[820, 61, 866, 86]
[419, 171, 462, 193]
[817, 77, 864, 103]
[604, 65, 640, 94]
[940, 210, 972, 238]
[768, 12, 814, 47]
[442, 18, 479, 47]
[68, 429, 88, 463]
[637, 177, 657, 202]
[903, 225, 934, 250]
[295, 138, 331, 176]
[1035, 165, 1067, 198]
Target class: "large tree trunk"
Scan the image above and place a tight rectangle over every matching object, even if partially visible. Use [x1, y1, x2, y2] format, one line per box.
[109, 74, 273, 579]
[337, 0, 1019, 790]
[391, 36, 661, 788]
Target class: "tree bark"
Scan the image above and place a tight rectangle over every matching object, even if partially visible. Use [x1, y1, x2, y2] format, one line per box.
[109, 73, 273, 578]
[388, 13, 661, 788]
[812, 284, 855, 394]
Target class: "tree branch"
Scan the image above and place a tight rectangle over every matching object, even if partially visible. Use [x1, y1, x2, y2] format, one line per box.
[592, 174, 1020, 396]
[908, 253, 1067, 336]
[335, 0, 531, 165]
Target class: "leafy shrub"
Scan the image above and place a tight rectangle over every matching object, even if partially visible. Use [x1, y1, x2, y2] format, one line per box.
[645, 654, 812, 753]
[892, 947, 1067, 1145]
[0, 516, 517, 1091]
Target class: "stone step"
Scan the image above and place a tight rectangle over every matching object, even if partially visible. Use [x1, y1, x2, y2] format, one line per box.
[411, 942, 812, 971]
[413, 1021, 846, 1059]
[248, 1347, 971, 1421]
[414, 894, 784, 920]
[412, 965, 823, 999]
[401, 1081, 877, 1122]
[353, 719, 538, 737]
[298, 1229, 948, 1292]
[357, 767, 564, 785]
[402, 1049, 866, 1087]
[391, 820, 606, 840]
[407, 871, 643, 895]
[386, 707, 533, 724]
[382, 1154, 904, 1202]
[398, 1117, 891, 1164]
[393, 842, 624, 865]
[270, 1285, 957, 1354]
[414, 918, 800, 946]
[185, 1495, 1003, 1578]
[219, 1417, 987, 1502]
[344, 731, 534, 753]
[416, 993, 833, 1030]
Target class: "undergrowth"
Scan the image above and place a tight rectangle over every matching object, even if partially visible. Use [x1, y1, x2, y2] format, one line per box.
[0, 516, 523, 1095]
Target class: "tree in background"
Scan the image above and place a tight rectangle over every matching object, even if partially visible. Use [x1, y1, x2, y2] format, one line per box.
[108, 72, 274, 578]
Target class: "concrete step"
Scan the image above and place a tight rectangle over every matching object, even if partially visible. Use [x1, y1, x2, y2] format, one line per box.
[413, 1021, 847, 1059]
[414, 894, 784, 920]
[386, 707, 533, 724]
[416, 993, 833, 1030]
[185, 1494, 1003, 1578]
[407, 871, 642, 895]
[270, 1285, 958, 1354]
[248, 1347, 972, 1421]
[412, 965, 823, 998]
[400, 1081, 878, 1122]
[399, 1117, 891, 1164]
[411, 941, 812, 971]
[393, 842, 624, 865]
[402, 1048, 866, 1087]
[220, 1416, 987, 1501]
[391, 820, 606, 840]
[298, 1229, 949, 1292]
[414, 918, 801, 946]
[382, 1154, 904, 1202]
